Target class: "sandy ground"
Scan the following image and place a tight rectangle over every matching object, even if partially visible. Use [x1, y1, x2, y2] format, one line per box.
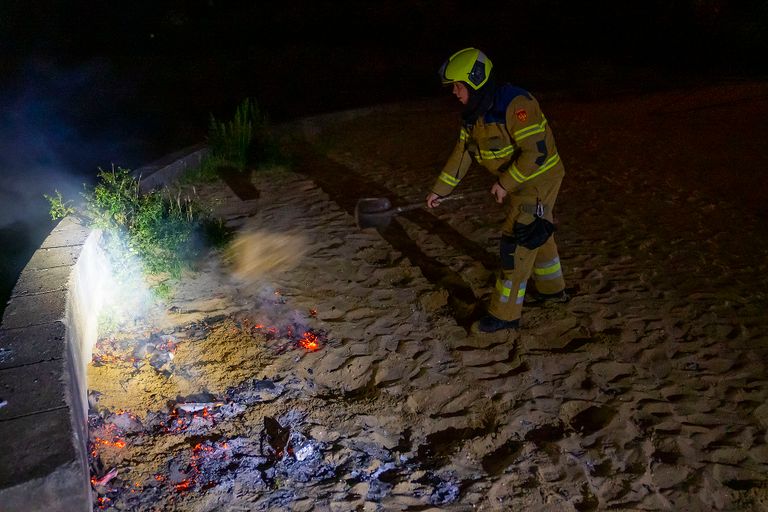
[88, 81, 768, 511]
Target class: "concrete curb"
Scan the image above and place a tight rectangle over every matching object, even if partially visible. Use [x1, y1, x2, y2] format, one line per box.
[0, 144, 209, 511]
[134, 143, 208, 192]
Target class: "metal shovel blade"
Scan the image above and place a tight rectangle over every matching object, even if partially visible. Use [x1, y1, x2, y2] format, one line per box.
[356, 197, 393, 215]
[354, 197, 398, 229]
[354, 192, 476, 229]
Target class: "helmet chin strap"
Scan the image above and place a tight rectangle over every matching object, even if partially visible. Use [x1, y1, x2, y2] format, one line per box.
[461, 74, 496, 125]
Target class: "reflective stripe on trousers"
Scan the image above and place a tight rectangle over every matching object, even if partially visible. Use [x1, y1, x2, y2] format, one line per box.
[495, 279, 526, 304]
[533, 257, 562, 280]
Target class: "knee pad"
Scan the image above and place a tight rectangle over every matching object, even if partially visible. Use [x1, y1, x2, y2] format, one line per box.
[499, 234, 516, 270]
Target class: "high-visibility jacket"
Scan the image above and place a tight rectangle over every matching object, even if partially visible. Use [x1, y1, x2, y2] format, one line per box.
[431, 84, 564, 197]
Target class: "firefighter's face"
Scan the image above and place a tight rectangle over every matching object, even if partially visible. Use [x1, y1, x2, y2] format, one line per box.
[452, 82, 469, 105]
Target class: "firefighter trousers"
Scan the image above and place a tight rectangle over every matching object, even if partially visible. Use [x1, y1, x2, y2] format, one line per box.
[487, 169, 566, 322]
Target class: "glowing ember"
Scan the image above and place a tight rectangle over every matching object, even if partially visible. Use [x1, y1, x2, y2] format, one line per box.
[95, 437, 127, 449]
[171, 441, 230, 493]
[91, 468, 119, 488]
[91, 351, 139, 366]
[299, 331, 320, 351]
[245, 319, 326, 352]
[91, 422, 127, 458]
[163, 405, 217, 434]
[174, 479, 194, 492]
[96, 496, 112, 509]
[156, 336, 177, 353]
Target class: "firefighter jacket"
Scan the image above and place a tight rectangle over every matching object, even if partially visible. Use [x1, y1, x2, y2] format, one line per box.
[431, 84, 564, 197]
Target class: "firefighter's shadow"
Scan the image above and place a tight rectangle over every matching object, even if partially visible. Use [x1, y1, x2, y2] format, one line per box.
[217, 165, 260, 201]
[378, 215, 490, 332]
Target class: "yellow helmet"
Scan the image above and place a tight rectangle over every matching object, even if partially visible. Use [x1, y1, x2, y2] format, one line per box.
[438, 48, 493, 90]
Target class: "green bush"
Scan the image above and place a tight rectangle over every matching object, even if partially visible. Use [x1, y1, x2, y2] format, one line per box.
[47, 167, 229, 281]
[43, 190, 76, 220]
[207, 97, 285, 172]
[178, 153, 227, 185]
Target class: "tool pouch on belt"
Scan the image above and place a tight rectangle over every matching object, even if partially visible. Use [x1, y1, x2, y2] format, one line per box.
[513, 200, 555, 250]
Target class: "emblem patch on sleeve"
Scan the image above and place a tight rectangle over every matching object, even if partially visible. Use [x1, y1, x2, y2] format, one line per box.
[515, 109, 528, 122]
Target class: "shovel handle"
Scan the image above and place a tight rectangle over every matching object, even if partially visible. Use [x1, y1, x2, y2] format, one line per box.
[398, 191, 487, 213]
[356, 190, 488, 229]
[433, 192, 470, 206]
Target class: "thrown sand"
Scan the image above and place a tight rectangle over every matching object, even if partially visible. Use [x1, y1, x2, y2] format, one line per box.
[226, 227, 307, 283]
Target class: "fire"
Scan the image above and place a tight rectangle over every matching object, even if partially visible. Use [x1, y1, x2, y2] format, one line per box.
[156, 337, 177, 353]
[299, 331, 320, 351]
[241, 314, 327, 353]
[174, 479, 193, 492]
[193, 442, 215, 453]
[96, 437, 126, 448]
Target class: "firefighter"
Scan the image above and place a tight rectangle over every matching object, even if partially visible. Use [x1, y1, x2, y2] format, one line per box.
[426, 47, 568, 333]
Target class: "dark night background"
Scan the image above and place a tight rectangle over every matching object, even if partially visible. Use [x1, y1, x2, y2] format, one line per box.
[1, 0, 767, 317]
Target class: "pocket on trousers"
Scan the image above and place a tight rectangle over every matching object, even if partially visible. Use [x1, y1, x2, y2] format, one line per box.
[499, 234, 516, 269]
[513, 217, 555, 250]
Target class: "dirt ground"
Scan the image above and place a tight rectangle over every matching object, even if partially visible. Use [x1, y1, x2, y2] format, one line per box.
[88, 81, 768, 511]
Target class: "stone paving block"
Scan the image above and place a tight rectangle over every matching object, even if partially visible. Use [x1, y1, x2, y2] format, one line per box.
[39, 230, 88, 250]
[25, 245, 84, 270]
[49, 216, 86, 234]
[1, 291, 67, 330]
[0, 359, 68, 420]
[0, 408, 89, 511]
[39, 218, 90, 250]
[0, 322, 66, 370]
[11, 266, 71, 298]
[0, 408, 77, 487]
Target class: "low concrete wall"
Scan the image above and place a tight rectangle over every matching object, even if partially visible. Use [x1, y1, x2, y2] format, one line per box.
[0, 145, 209, 511]
[135, 144, 208, 192]
[0, 217, 96, 511]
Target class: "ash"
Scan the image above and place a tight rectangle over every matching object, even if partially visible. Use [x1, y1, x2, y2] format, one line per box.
[88, 315, 458, 511]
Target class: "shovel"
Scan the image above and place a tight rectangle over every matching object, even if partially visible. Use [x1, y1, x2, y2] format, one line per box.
[355, 193, 478, 229]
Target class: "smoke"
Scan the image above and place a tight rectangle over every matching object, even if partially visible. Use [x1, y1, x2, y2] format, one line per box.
[92, 233, 159, 335]
[0, 57, 158, 316]
[0, 57, 150, 229]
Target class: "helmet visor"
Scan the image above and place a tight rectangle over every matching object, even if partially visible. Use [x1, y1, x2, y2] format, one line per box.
[438, 60, 452, 84]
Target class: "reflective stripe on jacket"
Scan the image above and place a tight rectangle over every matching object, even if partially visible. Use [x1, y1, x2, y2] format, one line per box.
[432, 84, 564, 197]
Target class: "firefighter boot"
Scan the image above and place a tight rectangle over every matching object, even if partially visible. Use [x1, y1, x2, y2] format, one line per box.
[529, 289, 570, 304]
[472, 314, 520, 333]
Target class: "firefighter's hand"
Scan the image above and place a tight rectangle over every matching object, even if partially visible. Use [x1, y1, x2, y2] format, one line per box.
[426, 192, 443, 209]
[491, 182, 507, 204]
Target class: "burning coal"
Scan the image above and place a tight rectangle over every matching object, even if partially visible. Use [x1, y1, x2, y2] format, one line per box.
[86, 309, 334, 509]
